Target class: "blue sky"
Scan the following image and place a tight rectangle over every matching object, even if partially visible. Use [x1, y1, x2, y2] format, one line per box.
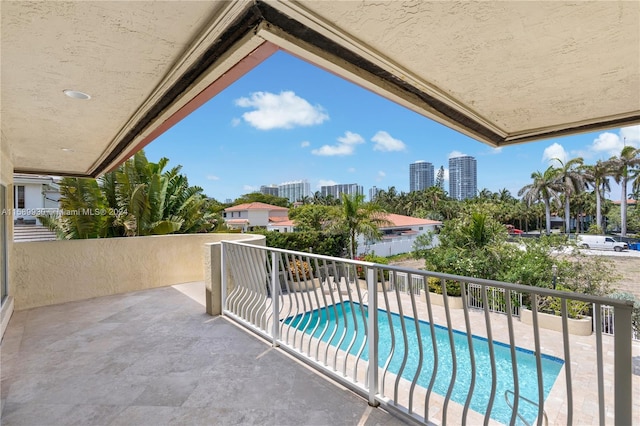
[144, 51, 640, 203]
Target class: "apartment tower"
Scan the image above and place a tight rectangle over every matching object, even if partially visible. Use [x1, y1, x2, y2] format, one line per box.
[278, 180, 310, 203]
[449, 155, 477, 200]
[409, 161, 434, 192]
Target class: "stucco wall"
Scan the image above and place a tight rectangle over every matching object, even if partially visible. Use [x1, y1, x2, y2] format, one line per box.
[12, 233, 264, 310]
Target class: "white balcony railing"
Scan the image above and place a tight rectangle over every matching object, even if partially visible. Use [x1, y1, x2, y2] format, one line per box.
[220, 241, 634, 425]
[599, 304, 640, 341]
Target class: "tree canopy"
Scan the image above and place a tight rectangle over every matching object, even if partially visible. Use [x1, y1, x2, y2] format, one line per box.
[41, 151, 215, 238]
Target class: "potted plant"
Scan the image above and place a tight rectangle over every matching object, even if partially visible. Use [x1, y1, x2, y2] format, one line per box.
[281, 259, 321, 292]
[426, 277, 464, 309]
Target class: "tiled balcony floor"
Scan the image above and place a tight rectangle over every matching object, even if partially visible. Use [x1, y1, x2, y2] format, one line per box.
[0, 285, 405, 426]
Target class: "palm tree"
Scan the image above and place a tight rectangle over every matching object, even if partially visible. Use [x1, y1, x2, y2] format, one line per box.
[518, 166, 562, 235]
[42, 151, 212, 238]
[555, 157, 586, 234]
[608, 146, 640, 236]
[114, 152, 182, 236]
[582, 160, 611, 231]
[476, 188, 494, 201]
[334, 193, 390, 259]
[40, 177, 109, 239]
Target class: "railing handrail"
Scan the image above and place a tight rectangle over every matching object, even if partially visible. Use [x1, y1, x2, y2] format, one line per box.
[221, 240, 636, 309]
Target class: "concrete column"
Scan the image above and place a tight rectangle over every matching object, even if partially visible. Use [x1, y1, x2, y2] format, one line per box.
[204, 242, 222, 316]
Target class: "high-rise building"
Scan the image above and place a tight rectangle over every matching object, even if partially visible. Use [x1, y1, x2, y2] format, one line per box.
[409, 161, 434, 192]
[369, 186, 380, 201]
[260, 184, 279, 197]
[320, 183, 363, 200]
[278, 180, 310, 203]
[449, 155, 477, 200]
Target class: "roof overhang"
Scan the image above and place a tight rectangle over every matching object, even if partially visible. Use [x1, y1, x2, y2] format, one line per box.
[2, 1, 638, 177]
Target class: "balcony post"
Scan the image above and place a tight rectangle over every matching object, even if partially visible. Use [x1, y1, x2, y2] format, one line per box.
[205, 242, 222, 316]
[614, 303, 632, 425]
[220, 241, 227, 314]
[271, 251, 280, 346]
[367, 266, 379, 407]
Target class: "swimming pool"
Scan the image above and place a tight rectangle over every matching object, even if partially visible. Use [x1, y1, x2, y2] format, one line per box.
[285, 302, 564, 425]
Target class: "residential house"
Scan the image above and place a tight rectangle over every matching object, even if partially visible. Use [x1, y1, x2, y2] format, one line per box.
[266, 216, 296, 233]
[223, 202, 288, 232]
[358, 213, 441, 257]
[12, 174, 60, 225]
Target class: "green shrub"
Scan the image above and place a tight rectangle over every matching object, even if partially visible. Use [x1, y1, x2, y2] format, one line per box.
[587, 224, 604, 235]
[356, 253, 389, 280]
[427, 276, 461, 297]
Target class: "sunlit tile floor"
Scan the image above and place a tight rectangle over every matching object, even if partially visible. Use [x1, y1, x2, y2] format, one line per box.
[0, 284, 405, 426]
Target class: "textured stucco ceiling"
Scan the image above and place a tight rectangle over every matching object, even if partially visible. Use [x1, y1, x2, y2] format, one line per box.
[2, 1, 639, 177]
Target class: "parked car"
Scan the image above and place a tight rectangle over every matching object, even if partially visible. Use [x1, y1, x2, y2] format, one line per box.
[506, 225, 524, 235]
[576, 235, 628, 252]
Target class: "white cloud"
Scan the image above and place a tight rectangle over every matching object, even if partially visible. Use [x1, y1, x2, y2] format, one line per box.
[311, 131, 364, 156]
[376, 171, 386, 182]
[243, 185, 258, 192]
[586, 125, 640, 158]
[542, 143, 568, 166]
[300, 141, 310, 148]
[347, 167, 356, 173]
[235, 91, 328, 130]
[491, 147, 503, 154]
[443, 168, 449, 182]
[206, 175, 220, 181]
[591, 132, 625, 157]
[371, 131, 406, 152]
[571, 125, 640, 158]
[448, 150, 466, 159]
[620, 125, 640, 144]
[230, 118, 241, 127]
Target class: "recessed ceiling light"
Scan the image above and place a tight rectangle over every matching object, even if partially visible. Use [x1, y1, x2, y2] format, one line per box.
[61, 148, 74, 152]
[63, 89, 91, 100]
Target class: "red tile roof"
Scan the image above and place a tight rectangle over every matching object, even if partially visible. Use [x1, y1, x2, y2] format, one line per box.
[226, 219, 249, 224]
[612, 199, 637, 205]
[269, 218, 295, 227]
[379, 213, 441, 228]
[224, 202, 288, 212]
[268, 216, 290, 223]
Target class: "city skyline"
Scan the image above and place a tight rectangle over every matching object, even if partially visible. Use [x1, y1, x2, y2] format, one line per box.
[143, 51, 640, 203]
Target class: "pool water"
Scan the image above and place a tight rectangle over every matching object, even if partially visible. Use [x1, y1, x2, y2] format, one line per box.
[285, 302, 563, 425]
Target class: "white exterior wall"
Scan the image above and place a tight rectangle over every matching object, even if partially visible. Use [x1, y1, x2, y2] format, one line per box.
[13, 178, 60, 225]
[266, 223, 293, 233]
[247, 210, 270, 228]
[14, 183, 42, 222]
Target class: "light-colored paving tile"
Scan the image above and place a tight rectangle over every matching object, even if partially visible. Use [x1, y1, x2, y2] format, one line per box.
[0, 284, 404, 426]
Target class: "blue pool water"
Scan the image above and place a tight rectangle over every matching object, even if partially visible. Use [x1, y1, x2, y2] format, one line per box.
[285, 303, 563, 425]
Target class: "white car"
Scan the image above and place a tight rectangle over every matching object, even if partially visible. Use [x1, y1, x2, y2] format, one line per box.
[576, 235, 628, 252]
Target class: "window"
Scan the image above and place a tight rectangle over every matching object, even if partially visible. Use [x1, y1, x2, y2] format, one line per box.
[16, 185, 25, 209]
[419, 227, 423, 230]
[1, 185, 7, 303]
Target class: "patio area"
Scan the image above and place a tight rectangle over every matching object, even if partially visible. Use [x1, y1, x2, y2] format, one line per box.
[0, 283, 405, 426]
